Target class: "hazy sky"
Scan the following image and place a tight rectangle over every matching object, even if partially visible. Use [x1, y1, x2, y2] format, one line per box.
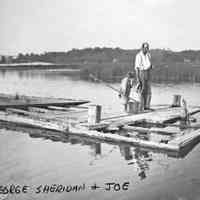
[1, 0, 200, 54]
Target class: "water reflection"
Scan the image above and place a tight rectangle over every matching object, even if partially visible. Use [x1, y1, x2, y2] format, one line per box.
[0, 69, 80, 80]
[1, 119, 199, 179]
[91, 143, 101, 156]
[119, 145, 133, 160]
[36, 131, 153, 180]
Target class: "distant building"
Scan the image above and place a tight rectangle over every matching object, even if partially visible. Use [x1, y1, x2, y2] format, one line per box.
[0, 55, 6, 63]
[0, 55, 13, 63]
[6, 56, 13, 63]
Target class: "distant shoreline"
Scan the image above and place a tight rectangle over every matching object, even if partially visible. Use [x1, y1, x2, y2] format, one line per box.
[1, 61, 200, 83]
[0, 62, 81, 70]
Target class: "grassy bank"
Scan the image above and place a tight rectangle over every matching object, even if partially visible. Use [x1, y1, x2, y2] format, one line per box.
[80, 62, 200, 83]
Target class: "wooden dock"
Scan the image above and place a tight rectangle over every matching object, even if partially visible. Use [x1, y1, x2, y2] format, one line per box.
[0, 93, 200, 155]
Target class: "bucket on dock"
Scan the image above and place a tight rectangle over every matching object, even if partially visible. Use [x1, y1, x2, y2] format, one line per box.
[172, 95, 181, 107]
[88, 105, 102, 125]
[127, 101, 140, 114]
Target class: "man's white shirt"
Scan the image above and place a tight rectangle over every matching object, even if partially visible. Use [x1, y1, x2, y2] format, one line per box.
[135, 51, 151, 70]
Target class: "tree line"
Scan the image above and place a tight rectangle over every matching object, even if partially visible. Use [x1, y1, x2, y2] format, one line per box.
[1, 47, 200, 83]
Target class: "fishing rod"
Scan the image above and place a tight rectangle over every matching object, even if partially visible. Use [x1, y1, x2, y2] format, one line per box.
[89, 74, 121, 93]
[89, 74, 137, 102]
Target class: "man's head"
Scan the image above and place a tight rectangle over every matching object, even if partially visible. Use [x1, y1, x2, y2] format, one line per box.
[141, 42, 149, 55]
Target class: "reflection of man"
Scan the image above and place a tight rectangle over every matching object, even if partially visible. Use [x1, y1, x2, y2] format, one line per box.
[135, 42, 152, 110]
[119, 145, 133, 160]
[134, 147, 151, 180]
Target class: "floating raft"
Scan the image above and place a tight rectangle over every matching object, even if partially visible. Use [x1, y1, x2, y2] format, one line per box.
[0, 94, 200, 154]
[0, 93, 89, 109]
[77, 105, 200, 152]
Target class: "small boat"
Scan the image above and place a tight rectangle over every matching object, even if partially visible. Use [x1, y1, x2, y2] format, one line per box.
[0, 93, 89, 109]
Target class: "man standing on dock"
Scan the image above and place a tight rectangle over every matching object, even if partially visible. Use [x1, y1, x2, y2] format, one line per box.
[134, 42, 153, 110]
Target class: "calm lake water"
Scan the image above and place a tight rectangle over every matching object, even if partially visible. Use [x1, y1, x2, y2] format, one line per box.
[0, 69, 200, 200]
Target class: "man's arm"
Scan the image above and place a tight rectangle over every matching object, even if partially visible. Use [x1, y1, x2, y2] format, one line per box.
[136, 68, 141, 82]
[134, 54, 142, 83]
[148, 53, 153, 70]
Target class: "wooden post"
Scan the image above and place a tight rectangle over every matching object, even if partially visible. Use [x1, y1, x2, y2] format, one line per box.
[88, 105, 102, 125]
[127, 101, 140, 114]
[172, 95, 181, 107]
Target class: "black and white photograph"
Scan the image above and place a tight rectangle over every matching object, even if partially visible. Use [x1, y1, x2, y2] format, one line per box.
[1, 0, 200, 199]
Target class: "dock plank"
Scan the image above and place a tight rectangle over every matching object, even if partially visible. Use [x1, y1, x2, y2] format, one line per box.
[122, 125, 181, 135]
[28, 107, 49, 113]
[85, 106, 200, 130]
[47, 106, 70, 111]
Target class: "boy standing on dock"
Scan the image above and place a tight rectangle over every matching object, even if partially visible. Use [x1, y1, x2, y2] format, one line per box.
[119, 72, 134, 112]
[135, 42, 153, 110]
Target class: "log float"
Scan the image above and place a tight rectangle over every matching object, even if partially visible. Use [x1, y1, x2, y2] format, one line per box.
[0, 111, 198, 154]
[0, 111, 68, 132]
[0, 107, 198, 152]
[0, 95, 200, 153]
[69, 125, 180, 152]
[0, 109, 179, 152]
[77, 103, 200, 152]
[169, 129, 200, 147]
